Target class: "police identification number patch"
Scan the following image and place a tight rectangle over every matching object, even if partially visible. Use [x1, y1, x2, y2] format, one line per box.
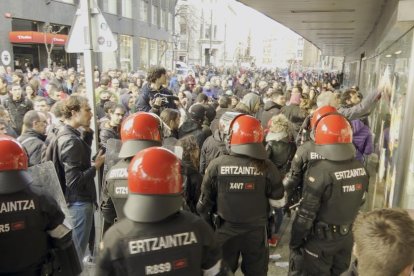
[228, 182, 255, 192]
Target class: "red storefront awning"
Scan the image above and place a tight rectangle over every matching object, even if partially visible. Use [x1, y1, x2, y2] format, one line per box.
[9, 31, 68, 45]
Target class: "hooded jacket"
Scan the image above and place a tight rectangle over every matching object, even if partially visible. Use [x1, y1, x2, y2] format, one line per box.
[200, 130, 228, 174]
[260, 101, 283, 128]
[178, 119, 208, 149]
[351, 119, 373, 162]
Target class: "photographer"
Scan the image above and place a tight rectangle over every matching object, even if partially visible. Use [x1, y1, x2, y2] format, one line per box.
[136, 66, 177, 115]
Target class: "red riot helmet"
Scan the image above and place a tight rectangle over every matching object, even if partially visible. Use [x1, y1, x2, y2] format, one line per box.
[0, 135, 32, 193]
[119, 112, 163, 158]
[314, 114, 355, 161]
[310, 105, 338, 129]
[220, 112, 267, 160]
[124, 147, 182, 222]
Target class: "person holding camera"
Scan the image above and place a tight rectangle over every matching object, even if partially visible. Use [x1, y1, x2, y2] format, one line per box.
[136, 66, 177, 115]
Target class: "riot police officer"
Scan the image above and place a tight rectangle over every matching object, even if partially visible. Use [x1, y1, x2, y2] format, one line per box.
[96, 147, 224, 276]
[289, 114, 369, 276]
[283, 105, 338, 211]
[101, 112, 163, 226]
[0, 135, 80, 275]
[197, 112, 284, 276]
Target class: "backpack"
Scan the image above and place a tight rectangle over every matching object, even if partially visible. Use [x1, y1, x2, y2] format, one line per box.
[41, 127, 69, 194]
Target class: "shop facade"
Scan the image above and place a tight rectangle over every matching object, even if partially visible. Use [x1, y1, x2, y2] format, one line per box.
[343, 0, 414, 209]
[0, 0, 176, 72]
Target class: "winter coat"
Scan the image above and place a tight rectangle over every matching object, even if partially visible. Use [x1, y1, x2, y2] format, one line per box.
[265, 133, 296, 177]
[99, 124, 120, 152]
[199, 130, 228, 174]
[178, 119, 208, 149]
[280, 104, 307, 134]
[17, 129, 46, 166]
[136, 83, 176, 114]
[3, 96, 33, 135]
[182, 160, 202, 214]
[260, 101, 283, 128]
[351, 119, 373, 162]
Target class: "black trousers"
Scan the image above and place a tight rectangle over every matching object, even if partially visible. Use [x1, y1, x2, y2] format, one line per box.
[302, 233, 353, 276]
[215, 223, 268, 276]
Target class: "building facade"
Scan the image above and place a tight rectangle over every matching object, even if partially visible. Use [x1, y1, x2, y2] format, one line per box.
[0, 0, 177, 72]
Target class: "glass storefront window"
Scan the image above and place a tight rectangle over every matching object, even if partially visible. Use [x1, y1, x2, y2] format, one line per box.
[139, 37, 149, 70]
[102, 0, 117, 14]
[120, 35, 133, 72]
[122, 0, 132, 18]
[139, 0, 148, 22]
[149, 39, 158, 66]
[368, 28, 414, 209]
[102, 33, 118, 71]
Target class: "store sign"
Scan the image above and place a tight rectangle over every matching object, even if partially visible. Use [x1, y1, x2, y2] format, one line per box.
[9, 31, 67, 45]
[1, 51, 11, 66]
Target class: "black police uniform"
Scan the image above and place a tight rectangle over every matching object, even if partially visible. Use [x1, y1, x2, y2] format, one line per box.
[96, 211, 221, 276]
[101, 159, 130, 225]
[289, 158, 369, 276]
[284, 140, 324, 208]
[0, 181, 64, 275]
[197, 154, 284, 276]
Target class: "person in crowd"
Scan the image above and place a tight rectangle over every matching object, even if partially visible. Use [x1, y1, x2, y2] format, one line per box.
[64, 73, 77, 95]
[177, 135, 203, 213]
[0, 105, 18, 137]
[57, 95, 105, 256]
[136, 66, 177, 114]
[346, 208, 414, 276]
[160, 108, 181, 146]
[289, 114, 369, 276]
[3, 84, 33, 135]
[234, 74, 251, 98]
[24, 83, 37, 101]
[119, 93, 136, 117]
[99, 104, 125, 152]
[280, 89, 308, 134]
[0, 119, 7, 135]
[234, 92, 261, 116]
[101, 112, 163, 228]
[209, 96, 231, 133]
[178, 104, 208, 149]
[96, 90, 111, 119]
[185, 70, 196, 91]
[351, 118, 373, 163]
[0, 136, 80, 275]
[0, 75, 8, 103]
[260, 91, 286, 128]
[197, 113, 284, 275]
[96, 147, 223, 275]
[17, 110, 48, 166]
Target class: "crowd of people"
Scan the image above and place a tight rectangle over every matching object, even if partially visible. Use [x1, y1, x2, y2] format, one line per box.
[0, 63, 413, 276]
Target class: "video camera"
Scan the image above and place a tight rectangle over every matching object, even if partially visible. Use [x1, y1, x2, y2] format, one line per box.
[153, 93, 179, 105]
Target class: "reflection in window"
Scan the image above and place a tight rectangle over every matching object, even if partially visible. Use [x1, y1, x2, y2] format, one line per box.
[149, 39, 158, 66]
[102, 0, 117, 14]
[120, 35, 133, 72]
[139, 37, 149, 70]
[139, 0, 148, 22]
[122, 0, 132, 18]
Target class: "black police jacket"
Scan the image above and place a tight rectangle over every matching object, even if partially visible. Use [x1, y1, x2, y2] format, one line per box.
[0, 182, 64, 274]
[101, 159, 130, 223]
[96, 211, 221, 276]
[57, 125, 96, 203]
[197, 154, 284, 225]
[17, 129, 46, 166]
[290, 158, 369, 249]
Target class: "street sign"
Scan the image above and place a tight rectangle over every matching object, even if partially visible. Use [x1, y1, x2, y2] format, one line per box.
[65, 0, 117, 53]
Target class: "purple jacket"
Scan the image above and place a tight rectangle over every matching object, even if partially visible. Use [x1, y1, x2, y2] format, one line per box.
[351, 119, 373, 162]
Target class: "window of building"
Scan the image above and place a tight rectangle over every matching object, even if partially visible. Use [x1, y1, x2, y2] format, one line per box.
[102, 0, 117, 14]
[214, 25, 217, 39]
[139, 0, 148, 22]
[12, 19, 38, 31]
[158, 41, 167, 67]
[297, 50, 303, 59]
[180, 23, 187, 35]
[205, 25, 211, 39]
[102, 33, 118, 71]
[168, 13, 173, 31]
[56, 0, 74, 4]
[160, 9, 166, 30]
[139, 37, 149, 70]
[180, 41, 187, 50]
[120, 35, 133, 72]
[122, 0, 132, 18]
[149, 39, 158, 66]
[151, 5, 158, 26]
